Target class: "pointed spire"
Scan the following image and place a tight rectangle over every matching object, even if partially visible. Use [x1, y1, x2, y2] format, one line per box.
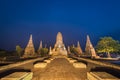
[56, 32, 63, 44]
[49, 46, 52, 55]
[73, 44, 75, 48]
[85, 35, 91, 53]
[77, 41, 80, 47]
[30, 34, 32, 41]
[39, 41, 42, 50]
[24, 34, 35, 56]
[77, 41, 82, 54]
[45, 44, 47, 48]
[38, 40, 42, 54]
[27, 34, 33, 47]
[85, 35, 97, 58]
[68, 46, 70, 53]
[86, 35, 91, 47]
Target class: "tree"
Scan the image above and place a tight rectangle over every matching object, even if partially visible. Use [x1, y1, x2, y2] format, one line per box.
[16, 45, 23, 57]
[70, 46, 79, 56]
[96, 37, 120, 58]
[118, 43, 120, 53]
[40, 48, 49, 57]
[0, 49, 6, 57]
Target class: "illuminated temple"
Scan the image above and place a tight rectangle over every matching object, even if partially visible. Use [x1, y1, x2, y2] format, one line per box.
[50, 32, 67, 56]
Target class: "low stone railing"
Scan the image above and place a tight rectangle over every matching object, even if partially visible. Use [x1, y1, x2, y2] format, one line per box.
[0, 57, 46, 72]
[72, 56, 120, 70]
[1, 72, 33, 80]
[87, 72, 120, 80]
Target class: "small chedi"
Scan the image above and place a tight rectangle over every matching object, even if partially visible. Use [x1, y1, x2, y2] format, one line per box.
[39, 41, 43, 50]
[67, 46, 70, 54]
[37, 41, 42, 54]
[49, 46, 52, 55]
[85, 35, 98, 58]
[50, 32, 67, 56]
[77, 41, 83, 54]
[24, 34, 35, 57]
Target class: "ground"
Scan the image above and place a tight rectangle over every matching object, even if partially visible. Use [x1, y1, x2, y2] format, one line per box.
[32, 58, 87, 80]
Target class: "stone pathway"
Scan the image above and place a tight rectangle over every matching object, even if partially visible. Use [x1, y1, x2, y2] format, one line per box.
[32, 58, 87, 80]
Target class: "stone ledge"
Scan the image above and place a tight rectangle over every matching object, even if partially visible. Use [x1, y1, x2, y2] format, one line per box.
[34, 62, 47, 68]
[49, 58, 54, 61]
[87, 72, 120, 80]
[0, 57, 45, 72]
[1, 72, 33, 80]
[67, 58, 73, 61]
[44, 60, 51, 63]
[74, 57, 120, 70]
[69, 59, 77, 63]
[73, 62, 87, 68]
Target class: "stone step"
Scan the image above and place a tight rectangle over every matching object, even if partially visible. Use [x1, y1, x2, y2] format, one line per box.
[1, 72, 33, 80]
[69, 59, 77, 63]
[34, 62, 47, 68]
[44, 60, 51, 63]
[87, 72, 120, 80]
[73, 62, 87, 68]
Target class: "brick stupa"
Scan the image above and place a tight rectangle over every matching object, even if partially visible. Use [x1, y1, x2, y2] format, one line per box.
[51, 32, 67, 56]
[77, 41, 83, 54]
[24, 34, 35, 57]
[37, 41, 42, 54]
[85, 35, 98, 58]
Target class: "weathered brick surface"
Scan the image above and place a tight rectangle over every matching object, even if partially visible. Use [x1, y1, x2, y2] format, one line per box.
[32, 58, 87, 80]
[73, 62, 87, 68]
[87, 72, 120, 80]
[34, 62, 47, 68]
[1, 72, 33, 80]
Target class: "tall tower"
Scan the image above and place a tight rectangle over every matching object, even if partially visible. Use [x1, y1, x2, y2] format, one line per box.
[24, 34, 35, 57]
[77, 41, 83, 54]
[52, 32, 67, 56]
[54, 32, 64, 48]
[72, 44, 75, 48]
[85, 35, 97, 58]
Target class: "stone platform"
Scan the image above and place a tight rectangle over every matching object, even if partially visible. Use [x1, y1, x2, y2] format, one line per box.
[1, 72, 33, 80]
[87, 72, 120, 80]
[32, 58, 87, 80]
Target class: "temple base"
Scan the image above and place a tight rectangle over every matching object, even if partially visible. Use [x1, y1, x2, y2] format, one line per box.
[50, 50, 68, 57]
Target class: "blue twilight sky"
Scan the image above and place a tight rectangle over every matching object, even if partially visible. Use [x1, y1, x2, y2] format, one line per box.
[0, 0, 120, 51]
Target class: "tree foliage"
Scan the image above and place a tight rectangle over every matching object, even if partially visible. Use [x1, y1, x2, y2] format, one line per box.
[96, 37, 120, 57]
[16, 45, 23, 57]
[40, 48, 49, 57]
[0, 49, 6, 57]
[70, 46, 79, 56]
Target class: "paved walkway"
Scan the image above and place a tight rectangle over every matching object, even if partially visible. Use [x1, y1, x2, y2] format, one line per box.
[32, 58, 87, 80]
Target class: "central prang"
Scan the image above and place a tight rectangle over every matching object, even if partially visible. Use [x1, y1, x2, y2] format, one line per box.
[50, 32, 67, 56]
